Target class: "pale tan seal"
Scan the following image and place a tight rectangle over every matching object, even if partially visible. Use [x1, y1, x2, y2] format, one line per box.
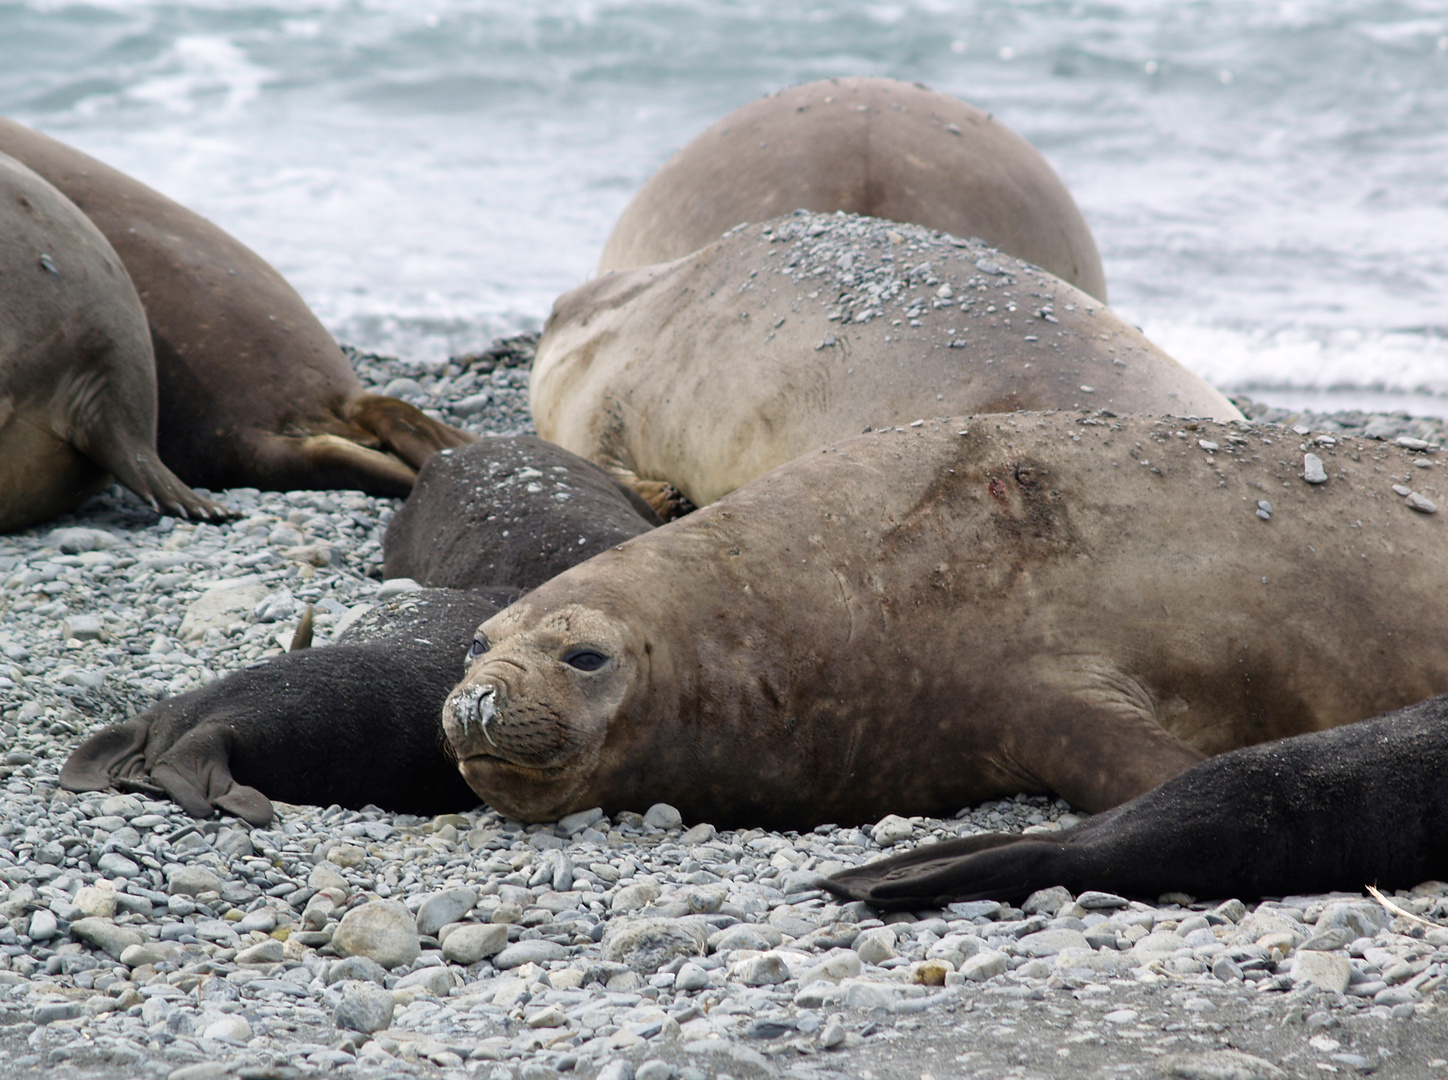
[599, 77, 1108, 301]
[535, 212, 1240, 511]
[442, 411, 1448, 829]
[0, 117, 473, 497]
[0, 151, 226, 531]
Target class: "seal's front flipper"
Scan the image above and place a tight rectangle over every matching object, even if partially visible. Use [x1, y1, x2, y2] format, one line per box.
[1011, 656, 1208, 812]
[820, 833, 1065, 908]
[59, 716, 151, 793]
[347, 394, 476, 471]
[150, 723, 274, 827]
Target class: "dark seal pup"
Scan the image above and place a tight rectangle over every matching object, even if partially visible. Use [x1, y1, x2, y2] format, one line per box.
[0, 151, 226, 531]
[599, 77, 1108, 301]
[61, 436, 660, 824]
[820, 694, 1448, 907]
[0, 117, 473, 497]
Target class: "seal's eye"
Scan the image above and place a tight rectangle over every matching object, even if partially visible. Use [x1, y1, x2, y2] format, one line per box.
[467, 636, 489, 660]
[563, 649, 608, 672]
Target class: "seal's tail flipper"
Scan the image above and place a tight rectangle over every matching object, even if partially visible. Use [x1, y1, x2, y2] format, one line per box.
[820, 832, 1075, 909]
[347, 394, 476, 470]
[59, 716, 152, 793]
[149, 722, 274, 827]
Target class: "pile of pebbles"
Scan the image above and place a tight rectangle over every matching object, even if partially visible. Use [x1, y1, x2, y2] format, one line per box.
[2, 335, 1448, 1080]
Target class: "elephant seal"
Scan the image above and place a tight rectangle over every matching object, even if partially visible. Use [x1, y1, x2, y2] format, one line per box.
[535, 212, 1240, 510]
[0, 117, 473, 497]
[444, 412, 1448, 829]
[599, 77, 1107, 301]
[384, 436, 661, 589]
[61, 437, 661, 823]
[61, 589, 510, 826]
[821, 694, 1448, 907]
[0, 151, 226, 532]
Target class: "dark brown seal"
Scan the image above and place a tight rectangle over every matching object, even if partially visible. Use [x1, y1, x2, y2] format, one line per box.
[821, 694, 1448, 907]
[0, 117, 473, 497]
[599, 77, 1107, 301]
[443, 412, 1448, 829]
[0, 151, 226, 531]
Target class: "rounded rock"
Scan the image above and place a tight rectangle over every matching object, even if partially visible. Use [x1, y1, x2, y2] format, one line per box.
[441, 922, 509, 964]
[334, 981, 396, 1034]
[416, 886, 479, 937]
[331, 899, 420, 970]
[603, 917, 708, 974]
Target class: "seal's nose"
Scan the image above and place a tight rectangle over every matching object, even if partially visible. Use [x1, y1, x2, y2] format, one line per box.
[452, 684, 499, 746]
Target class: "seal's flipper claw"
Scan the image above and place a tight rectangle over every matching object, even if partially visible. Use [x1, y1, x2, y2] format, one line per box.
[60, 716, 152, 793]
[347, 394, 475, 471]
[820, 832, 1065, 908]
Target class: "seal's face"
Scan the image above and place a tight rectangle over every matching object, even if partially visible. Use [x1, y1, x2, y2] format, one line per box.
[441, 602, 637, 821]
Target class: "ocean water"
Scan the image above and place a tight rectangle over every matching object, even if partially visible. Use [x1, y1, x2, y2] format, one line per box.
[2, 0, 1445, 412]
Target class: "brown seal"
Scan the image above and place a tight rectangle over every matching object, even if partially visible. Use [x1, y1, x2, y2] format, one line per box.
[0, 117, 473, 497]
[599, 77, 1108, 301]
[0, 151, 226, 531]
[535, 212, 1240, 511]
[443, 412, 1448, 830]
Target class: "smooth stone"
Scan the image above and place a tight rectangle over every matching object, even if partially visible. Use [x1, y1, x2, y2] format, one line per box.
[202, 1015, 252, 1042]
[493, 940, 569, 969]
[70, 917, 145, 960]
[331, 900, 420, 970]
[236, 939, 286, 965]
[870, 815, 914, 846]
[96, 852, 141, 878]
[167, 866, 224, 896]
[416, 886, 479, 937]
[708, 923, 782, 953]
[395, 966, 455, 996]
[736, 952, 790, 987]
[335, 982, 396, 1034]
[642, 803, 683, 830]
[1022, 886, 1074, 916]
[442, 922, 509, 964]
[308, 862, 349, 892]
[120, 943, 167, 968]
[73, 885, 118, 918]
[557, 807, 604, 836]
[612, 881, 661, 913]
[33, 1000, 82, 1024]
[853, 926, 898, 965]
[1016, 928, 1090, 957]
[326, 955, 389, 987]
[603, 917, 708, 974]
[596, 1061, 635, 1080]
[178, 581, 269, 642]
[1159, 1049, 1287, 1080]
[800, 949, 863, 985]
[961, 950, 1010, 982]
[635, 1061, 673, 1080]
[1290, 950, 1351, 994]
[1076, 891, 1129, 910]
[674, 962, 710, 992]
[27, 909, 58, 941]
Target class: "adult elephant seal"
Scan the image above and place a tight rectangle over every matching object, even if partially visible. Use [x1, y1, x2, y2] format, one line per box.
[599, 77, 1107, 302]
[0, 152, 226, 532]
[384, 435, 660, 589]
[0, 117, 472, 497]
[821, 694, 1448, 906]
[61, 436, 660, 823]
[535, 212, 1240, 511]
[444, 412, 1448, 830]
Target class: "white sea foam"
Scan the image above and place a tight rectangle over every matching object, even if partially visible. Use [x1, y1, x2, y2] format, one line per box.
[1, 0, 1443, 392]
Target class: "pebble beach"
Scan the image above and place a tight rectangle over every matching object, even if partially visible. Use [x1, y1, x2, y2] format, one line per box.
[4, 325, 1448, 1080]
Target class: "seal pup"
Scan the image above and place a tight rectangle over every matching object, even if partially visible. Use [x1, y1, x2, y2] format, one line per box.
[0, 151, 226, 531]
[820, 694, 1448, 907]
[61, 436, 661, 822]
[535, 213, 1240, 511]
[0, 117, 473, 497]
[61, 589, 510, 826]
[384, 436, 661, 589]
[443, 412, 1448, 829]
[599, 77, 1108, 301]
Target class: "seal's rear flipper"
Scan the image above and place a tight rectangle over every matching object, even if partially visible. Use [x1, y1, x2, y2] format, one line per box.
[820, 833, 1072, 909]
[347, 394, 476, 471]
[150, 723, 274, 827]
[59, 716, 152, 793]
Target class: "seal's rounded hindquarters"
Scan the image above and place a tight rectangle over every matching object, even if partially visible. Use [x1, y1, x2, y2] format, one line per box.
[0, 116, 474, 498]
[0, 150, 226, 531]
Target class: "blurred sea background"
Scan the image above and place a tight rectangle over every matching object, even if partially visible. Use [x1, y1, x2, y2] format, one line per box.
[1, 0, 1445, 414]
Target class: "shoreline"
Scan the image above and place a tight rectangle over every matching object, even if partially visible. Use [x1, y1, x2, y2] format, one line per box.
[1, 342, 1447, 1080]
